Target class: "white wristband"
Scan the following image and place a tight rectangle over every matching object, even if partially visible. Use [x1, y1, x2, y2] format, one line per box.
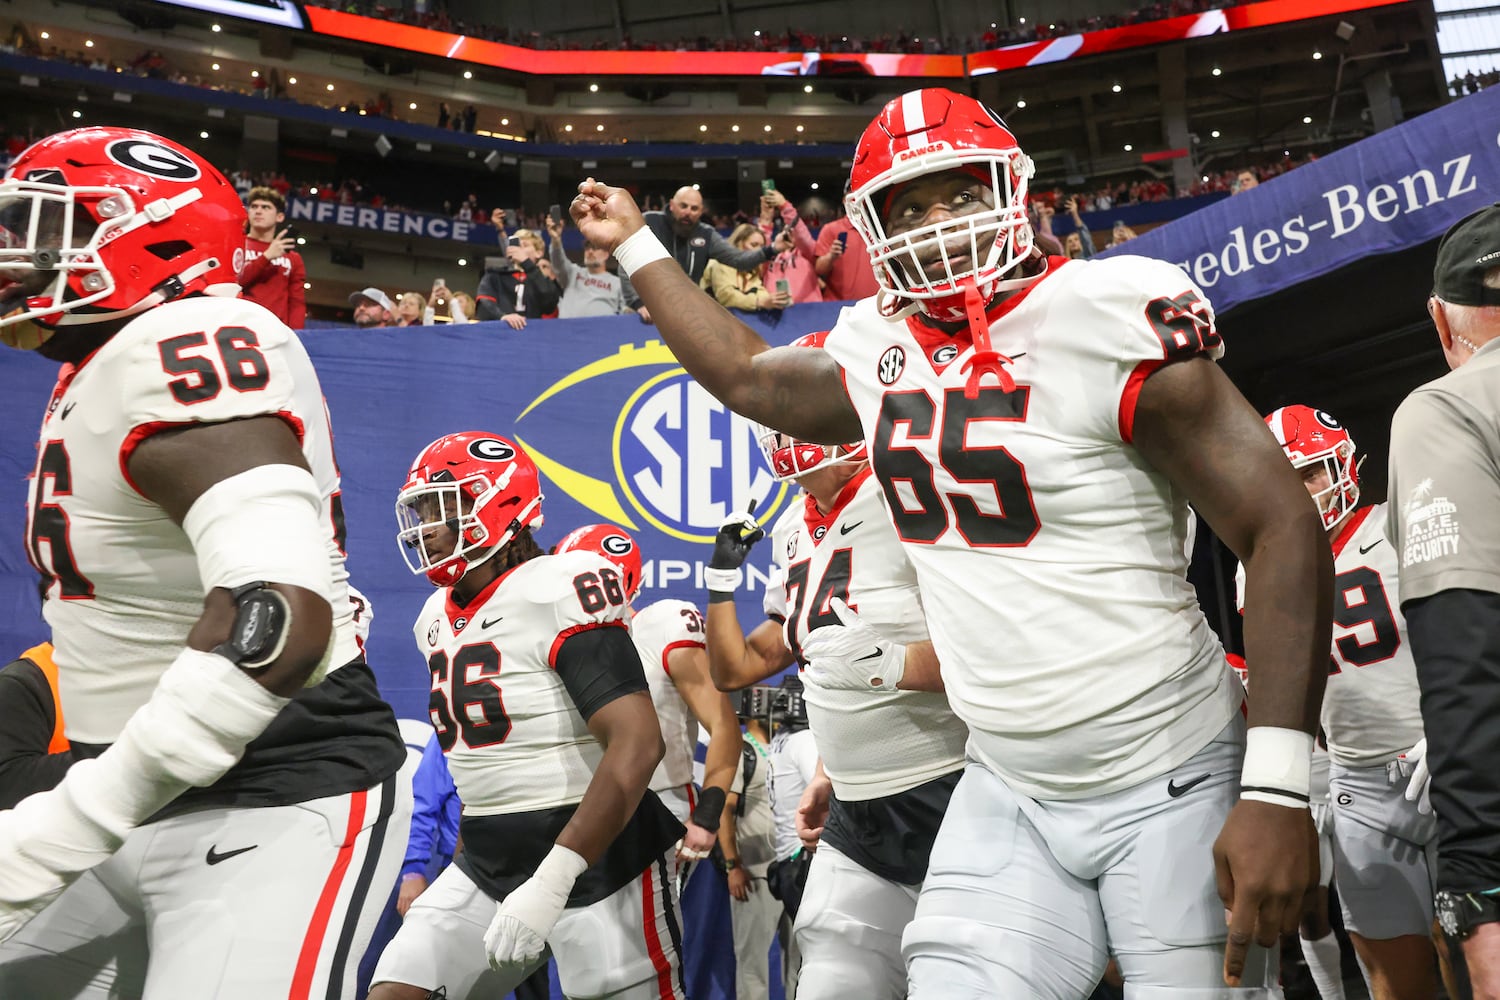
[1240, 726, 1314, 810]
[704, 567, 743, 594]
[613, 226, 671, 278]
[534, 844, 589, 895]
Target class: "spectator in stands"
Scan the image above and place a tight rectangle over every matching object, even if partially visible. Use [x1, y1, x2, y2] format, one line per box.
[395, 292, 427, 327]
[1232, 169, 1260, 195]
[759, 188, 821, 304]
[349, 287, 396, 328]
[446, 291, 476, 323]
[462, 104, 477, 132]
[619, 186, 778, 322]
[1061, 196, 1096, 260]
[814, 211, 881, 302]
[239, 186, 306, 329]
[545, 215, 628, 317]
[1106, 221, 1138, 248]
[475, 229, 561, 329]
[700, 224, 789, 312]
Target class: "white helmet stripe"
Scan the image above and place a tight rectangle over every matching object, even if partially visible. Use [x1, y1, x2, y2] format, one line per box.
[900, 90, 929, 149]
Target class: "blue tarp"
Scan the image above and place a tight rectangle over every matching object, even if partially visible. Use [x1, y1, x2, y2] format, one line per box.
[1101, 87, 1500, 314]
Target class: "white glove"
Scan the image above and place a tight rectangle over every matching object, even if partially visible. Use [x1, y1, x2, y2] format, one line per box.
[485, 844, 587, 974]
[1398, 738, 1432, 816]
[800, 598, 906, 692]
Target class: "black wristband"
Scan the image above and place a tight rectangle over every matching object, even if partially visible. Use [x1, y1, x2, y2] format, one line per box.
[690, 786, 727, 831]
[708, 591, 737, 604]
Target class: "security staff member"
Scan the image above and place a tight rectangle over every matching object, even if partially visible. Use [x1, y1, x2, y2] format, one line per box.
[0, 642, 72, 808]
[1388, 202, 1500, 996]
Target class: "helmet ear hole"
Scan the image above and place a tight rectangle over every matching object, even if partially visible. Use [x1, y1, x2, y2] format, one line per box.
[145, 240, 193, 261]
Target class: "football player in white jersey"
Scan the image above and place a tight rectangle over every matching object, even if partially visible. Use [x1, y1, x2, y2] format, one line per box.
[0, 127, 410, 997]
[573, 87, 1333, 997]
[371, 433, 686, 1000]
[553, 524, 744, 866]
[1236, 406, 1439, 1000]
[700, 350, 969, 1000]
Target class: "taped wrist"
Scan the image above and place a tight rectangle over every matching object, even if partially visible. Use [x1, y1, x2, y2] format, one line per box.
[1240, 726, 1314, 810]
[705, 567, 743, 594]
[690, 786, 727, 832]
[613, 227, 671, 278]
[534, 843, 589, 898]
[0, 648, 288, 900]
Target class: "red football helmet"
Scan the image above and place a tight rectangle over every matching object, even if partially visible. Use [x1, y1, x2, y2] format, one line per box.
[1265, 405, 1360, 530]
[752, 332, 867, 481]
[0, 127, 245, 342]
[845, 88, 1036, 321]
[396, 432, 544, 587]
[554, 524, 643, 603]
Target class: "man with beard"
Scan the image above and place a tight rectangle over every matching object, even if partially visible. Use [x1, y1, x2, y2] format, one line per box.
[619, 186, 780, 323]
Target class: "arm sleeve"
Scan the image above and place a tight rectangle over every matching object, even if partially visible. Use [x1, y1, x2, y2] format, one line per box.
[402, 735, 445, 876]
[237, 253, 274, 289]
[474, 271, 506, 322]
[553, 624, 648, 721]
[287, 252, 306, 330]
[709, 227, 776, 272]
[0, 660, 75, 811]
[1388, 390, 1500, 604]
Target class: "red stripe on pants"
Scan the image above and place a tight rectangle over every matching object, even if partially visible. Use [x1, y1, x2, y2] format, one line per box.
[289, 788, 369, 999]
[640, 867, 675, 1000]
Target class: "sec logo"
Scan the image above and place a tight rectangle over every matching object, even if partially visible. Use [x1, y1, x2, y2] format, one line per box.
[615, 369, 789, 542]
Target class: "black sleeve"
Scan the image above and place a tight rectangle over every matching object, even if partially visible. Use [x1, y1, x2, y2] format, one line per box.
[554, 624, 650, 722]
[0, 659, 74, 810]
[474, 270, 509, 321]
[1404, 588, 1500, 890]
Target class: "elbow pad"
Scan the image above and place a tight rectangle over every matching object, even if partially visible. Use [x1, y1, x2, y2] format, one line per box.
[182, 464, 332, 599]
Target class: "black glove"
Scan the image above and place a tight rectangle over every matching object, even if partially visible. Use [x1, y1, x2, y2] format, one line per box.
[706, 505, 764, 596]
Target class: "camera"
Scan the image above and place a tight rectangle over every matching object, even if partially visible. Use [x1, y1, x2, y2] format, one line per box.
[732, 674, 808, 729]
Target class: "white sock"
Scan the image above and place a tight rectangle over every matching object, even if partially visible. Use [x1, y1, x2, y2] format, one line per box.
[1300, 931, 1347, 1000]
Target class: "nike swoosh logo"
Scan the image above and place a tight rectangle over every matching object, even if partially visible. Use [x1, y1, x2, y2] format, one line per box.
[855, 647, 883, 662]
[1359, 540, 1381, 554]
[839, 521, 863, 536]
[206, 844, 258, 866]
[481, 616, 504, 629]
[1167, 773, 1212, 798]
[60, 403, 76, 420]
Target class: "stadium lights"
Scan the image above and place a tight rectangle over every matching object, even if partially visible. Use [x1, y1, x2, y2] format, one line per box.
[589, 83, 598, 92]
[1312, 50, 1323, 60]
[463, 70, 473, 79]
[795, 124, 804, 132]
[211, 23, 221, 31]
[764, 124, 772, 132]
[309, 186, 318, 194]
[72, 110, 82, 118]
[326, 83, 334, 91]
[85, 39, 94, 48]
[1016, 98, 1027, 109]
[302, 282, 310, 290]
[199, 130, 209, 139]
[1123, 143, 1133, 151]
[597, 123, 605, 131]
[564, 124, 573, 132]
[501, 117, 510, 125]
[811, 182, 819, 190]
[699, 124, 708, 132]
[409, 102, 417, 110]
[1212, 65, 1222, 76]
[458, 258, 468, 266]
[288, 76, 297, 84]
[296, 237, 306, 245]
[40, 31, 49, 39]
[1211, 129, 1221, 138]
[251, 70, 260, 78]
[212, 63, 221, 71]
[1303, 115, 1313, 124]
[804, 84, 813, 93]
[1111, 82, 1122, 93]
[732, 124, 741, 132]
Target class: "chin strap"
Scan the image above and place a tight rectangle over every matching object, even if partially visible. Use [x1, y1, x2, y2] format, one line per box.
[958, 282, 1015, 399]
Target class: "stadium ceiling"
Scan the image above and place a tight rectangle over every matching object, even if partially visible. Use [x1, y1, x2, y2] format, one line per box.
[15, 0, 1446, 189]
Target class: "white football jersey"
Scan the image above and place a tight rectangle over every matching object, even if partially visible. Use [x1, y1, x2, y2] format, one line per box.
[630, 598, 708, 793]
[412, 550, 633, 815]
[1236, 504, 1423, 766]
[766, 471, 968, 801]
[823, 255, 1239, 799]
[24, 297, 362, 744]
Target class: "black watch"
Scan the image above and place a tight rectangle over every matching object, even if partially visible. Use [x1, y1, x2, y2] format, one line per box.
[1436, 889, 1500, 939]
[723, 858, 741, 871]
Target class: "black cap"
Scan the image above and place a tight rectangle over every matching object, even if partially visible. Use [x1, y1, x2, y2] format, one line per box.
[1433, 202, 1500, 306]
